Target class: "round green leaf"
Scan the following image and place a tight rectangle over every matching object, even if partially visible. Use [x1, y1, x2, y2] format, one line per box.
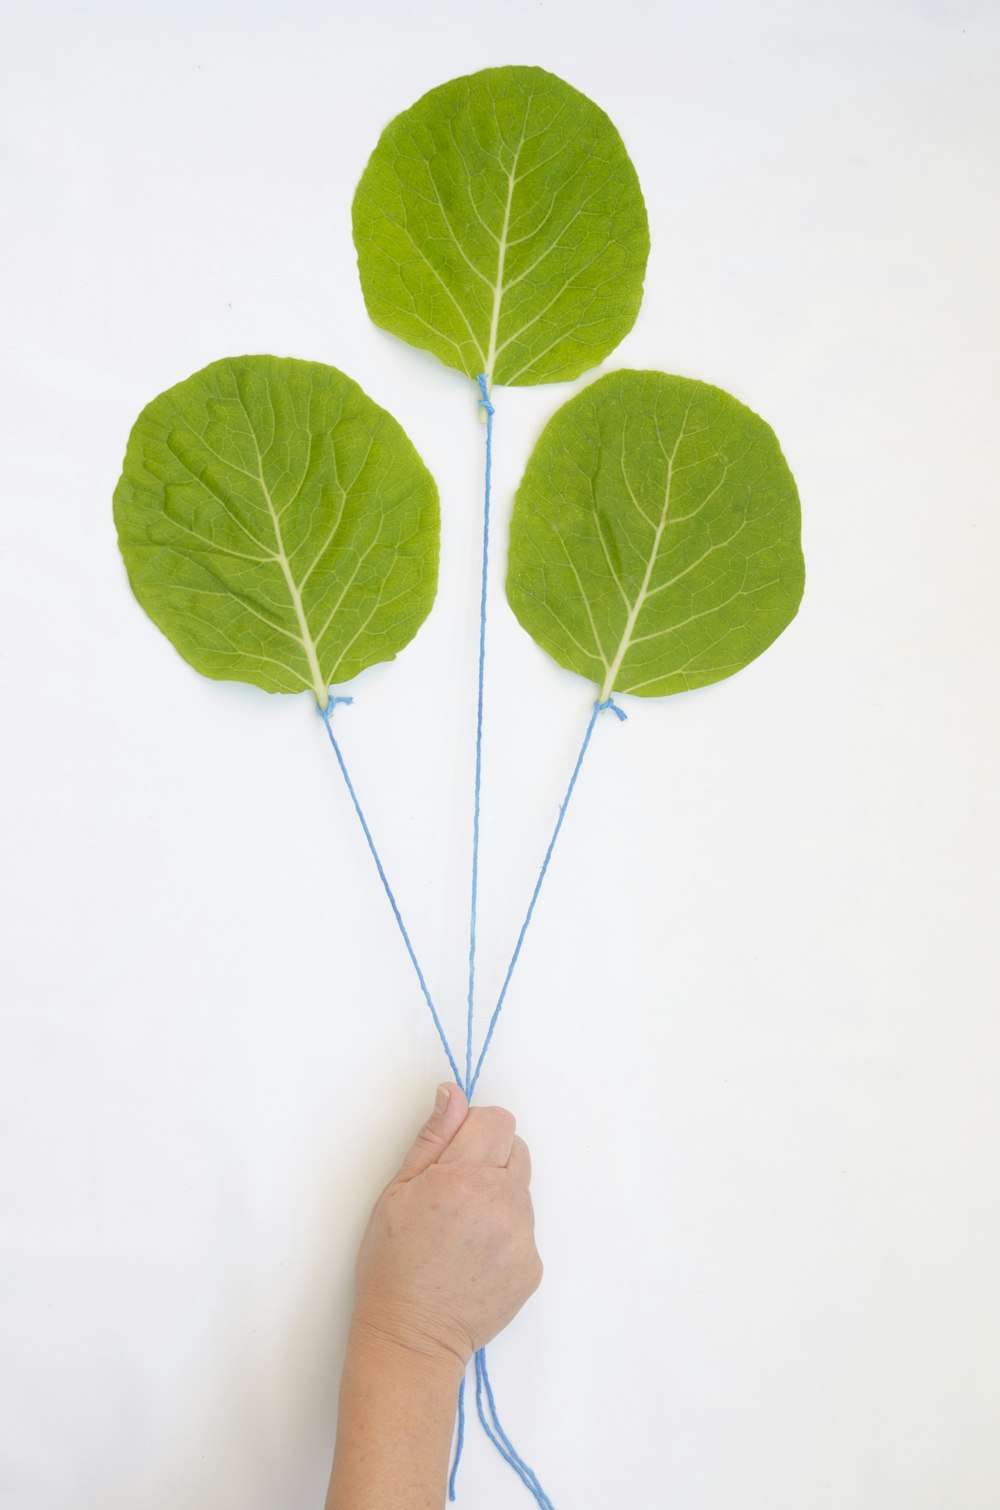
[114, 355, 439, 704]
[352, 66, 649, 387]
[507, 371, 804, 699]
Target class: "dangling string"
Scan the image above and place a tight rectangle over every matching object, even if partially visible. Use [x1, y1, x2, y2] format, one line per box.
[475, 1349, 555, 1507]
[469, 696, 627, 1098]
[318, 695, 462, 1086]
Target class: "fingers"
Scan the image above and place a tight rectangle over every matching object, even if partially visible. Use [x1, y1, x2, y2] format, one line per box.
[507, 1135, 532, 1187]
[437, 1105, 517, 1168]
[396, 1082, 470, 1182]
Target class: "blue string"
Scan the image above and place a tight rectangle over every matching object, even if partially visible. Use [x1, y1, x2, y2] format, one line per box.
[469, 697, 626, 1099]
[317, 695, 462, 1086]
[477, 1350, 555, 1507]
[448, 1377, 466, 1502]
[471, 1353, 540, 1496]
[465, 373, 494, 1096]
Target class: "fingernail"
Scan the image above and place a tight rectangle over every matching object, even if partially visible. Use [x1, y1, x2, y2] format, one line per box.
[433, 1084, 450, 1117]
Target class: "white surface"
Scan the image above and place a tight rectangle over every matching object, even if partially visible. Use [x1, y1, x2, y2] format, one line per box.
[2, 1, 999, 1505]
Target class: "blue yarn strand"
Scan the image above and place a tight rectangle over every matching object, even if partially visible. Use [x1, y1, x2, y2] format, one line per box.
[448, 1378, 467, 1501]
[318, 695, 462, 1085]
[464, 374, 495, 1096]
[474, 1352, 547, 1501]
[469, 697, 626, 1098]
[476, 1349, 555, 1508]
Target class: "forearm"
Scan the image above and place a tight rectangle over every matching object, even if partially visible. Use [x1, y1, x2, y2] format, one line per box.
[325, 1316, 464, 1510]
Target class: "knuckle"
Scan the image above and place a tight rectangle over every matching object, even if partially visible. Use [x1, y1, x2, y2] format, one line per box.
[485, 1106, 516, 1139]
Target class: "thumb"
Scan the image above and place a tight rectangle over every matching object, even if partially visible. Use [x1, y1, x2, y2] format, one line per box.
[396, 1082, 469, 1182]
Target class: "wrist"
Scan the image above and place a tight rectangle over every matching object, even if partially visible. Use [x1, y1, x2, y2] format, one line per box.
[328, 1304, 465, 1509]
[349, 1303, 470, 1383]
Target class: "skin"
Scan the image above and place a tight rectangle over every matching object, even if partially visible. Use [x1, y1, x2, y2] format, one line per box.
[325, 1083, 543, 1510]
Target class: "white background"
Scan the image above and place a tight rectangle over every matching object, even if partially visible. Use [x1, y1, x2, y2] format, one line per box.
[2, 1, 998, 1506]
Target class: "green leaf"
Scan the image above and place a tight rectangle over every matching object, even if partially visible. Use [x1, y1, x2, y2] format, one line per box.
[506, 370, 804, 699]
[352, 65, 649, 387]
[114, 355, 439, 704]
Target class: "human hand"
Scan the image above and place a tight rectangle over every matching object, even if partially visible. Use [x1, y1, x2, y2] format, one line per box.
[351, 1083, 543, 1370]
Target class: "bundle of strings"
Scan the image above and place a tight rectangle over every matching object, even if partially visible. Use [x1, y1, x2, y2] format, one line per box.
[318, 376, 625, 1506]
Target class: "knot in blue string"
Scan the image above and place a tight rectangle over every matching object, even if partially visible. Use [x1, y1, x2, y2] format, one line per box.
[595, 696, 627, 722]
[476, 373, 495, 417]
[318, 694, 354, 718]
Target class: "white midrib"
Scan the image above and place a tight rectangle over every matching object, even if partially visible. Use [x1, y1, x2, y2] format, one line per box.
[599, 437, 683, 701]
[257, 461, 327, 706]
[484, 166, 518, 387]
